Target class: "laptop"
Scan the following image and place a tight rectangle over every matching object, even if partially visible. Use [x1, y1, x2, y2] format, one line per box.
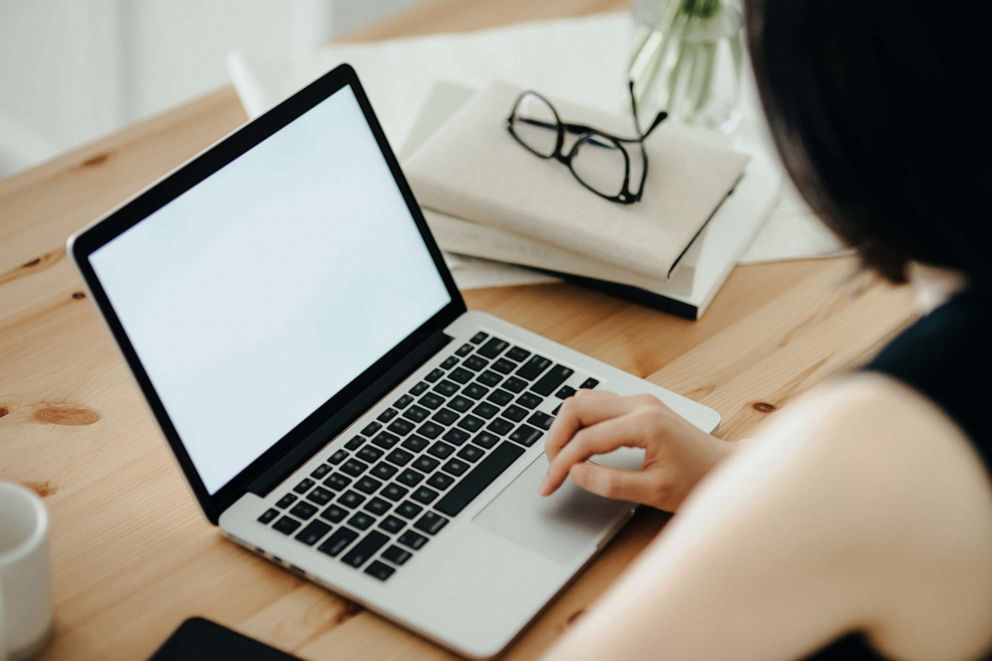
[68, 64, 719, 658]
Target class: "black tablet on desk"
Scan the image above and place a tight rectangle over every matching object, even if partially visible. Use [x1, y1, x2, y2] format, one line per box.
[150, 617, 300, 661]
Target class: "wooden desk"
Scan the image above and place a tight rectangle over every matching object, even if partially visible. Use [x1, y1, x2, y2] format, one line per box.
[0, 1, 916, 658]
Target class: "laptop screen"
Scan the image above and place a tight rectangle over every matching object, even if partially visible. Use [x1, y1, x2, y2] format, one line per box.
[89, 86, 452, 494]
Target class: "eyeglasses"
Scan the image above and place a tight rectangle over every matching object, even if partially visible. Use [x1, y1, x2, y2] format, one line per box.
[505, 81, 667, 204]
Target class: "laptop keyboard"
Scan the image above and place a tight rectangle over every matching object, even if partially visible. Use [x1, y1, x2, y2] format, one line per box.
[255, 331, 599, 581]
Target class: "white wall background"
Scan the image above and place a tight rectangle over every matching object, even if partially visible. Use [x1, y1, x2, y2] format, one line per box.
[0, 0, 424, 178]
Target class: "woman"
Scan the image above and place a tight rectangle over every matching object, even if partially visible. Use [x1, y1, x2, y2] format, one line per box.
[542, 2, 992, 659]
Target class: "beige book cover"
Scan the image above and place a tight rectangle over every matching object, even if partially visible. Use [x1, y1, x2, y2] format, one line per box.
[405, 81, 749, 280]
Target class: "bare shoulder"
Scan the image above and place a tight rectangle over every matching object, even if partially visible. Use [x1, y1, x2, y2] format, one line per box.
[757, 373, 992, 658]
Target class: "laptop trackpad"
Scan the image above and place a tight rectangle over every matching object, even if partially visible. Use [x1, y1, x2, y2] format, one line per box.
[472, 454, 634, 565]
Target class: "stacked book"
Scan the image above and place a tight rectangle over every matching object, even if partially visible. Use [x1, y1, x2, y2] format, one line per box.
[402, 81, 781, 319]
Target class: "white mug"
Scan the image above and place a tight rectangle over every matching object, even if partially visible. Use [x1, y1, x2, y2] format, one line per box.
[0, 481, 53, 661]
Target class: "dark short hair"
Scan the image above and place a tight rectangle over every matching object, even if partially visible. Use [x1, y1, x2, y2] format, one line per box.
[745, 1, 992, 285]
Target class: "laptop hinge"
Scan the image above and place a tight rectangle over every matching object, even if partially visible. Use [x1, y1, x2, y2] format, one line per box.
[247, 328, 454, 498]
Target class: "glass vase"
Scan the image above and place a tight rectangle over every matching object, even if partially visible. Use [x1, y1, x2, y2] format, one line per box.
[630, 0, 744, 133]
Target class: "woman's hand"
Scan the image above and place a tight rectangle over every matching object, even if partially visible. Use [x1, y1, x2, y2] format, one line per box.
[539, 390, 733, 512]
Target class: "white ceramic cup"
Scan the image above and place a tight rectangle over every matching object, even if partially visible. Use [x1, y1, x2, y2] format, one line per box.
[0, 481, 53, 661]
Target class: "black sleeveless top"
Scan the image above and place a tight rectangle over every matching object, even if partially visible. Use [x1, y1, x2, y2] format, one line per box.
[806, 289, 991, 659]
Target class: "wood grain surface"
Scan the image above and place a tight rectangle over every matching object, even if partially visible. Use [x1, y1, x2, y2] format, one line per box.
[0, 0, 917, 658]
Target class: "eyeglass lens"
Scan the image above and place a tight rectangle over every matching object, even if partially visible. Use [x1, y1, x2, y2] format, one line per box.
[511, 93, 558, 157]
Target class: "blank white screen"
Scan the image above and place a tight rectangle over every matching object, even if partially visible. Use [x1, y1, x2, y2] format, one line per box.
[91, 87, 451, 494]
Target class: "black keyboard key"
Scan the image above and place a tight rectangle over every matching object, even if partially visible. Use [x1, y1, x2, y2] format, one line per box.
[463, 383, 489, 400]
[318, 527, 359, 557]
[510, 424, 543, 447]
[348, 512, 375, 531]
[338, 490, 366, 508]
[418, 392, 445, 410]
[414, 511, 449, 535]
[294, 478, 315, 494]
[432, 380, 459, 397]
[503, 376, 528, 393]
[403, 405, 429, 423]
[487, 418, 514, 436]
[580, 377, 600, 389]
[341, 459, 369, 477]
[463, 355, 488, 372]
[471, 431, 500, 449]
[440, 355, 459, 369]
[492, 358, 515, 374]
[372, 432, 400, 450]
[342, 531, 389, 568]
[528, 411, 555, 430]
[386, 448, 415, 466]
[258, 508, 279, 524]
[273, 516, 301, 535]
[380, 483, 408, 502]
[396, 501, 423, 519]
[457, 414, 484, 432]
[427, 472, 455, 490]
[307, 486, 333, 505]
[345, 436, 364, 451]
[553, 402, 562, 415]
[501, 404, 528, 422]
[320, 504, 348, 523]
[427, 441, 455, 459]
[379, 515, 405, 534]
[442, 458, 470, 476]
[449, 367, 474, 384]
[443, 428, 470, 445]
[455, 343, 474, 356]
[486, 389, 514, 406]
[401, 435, 429, 452]
[516, 392, 543, 409]
[478, 337, 509, 358]
[371, 462, 398, 480]
[417, 421, 445, 439]
[357, 446, 383, 463]
[410, 381, 429, 396]
[365, 497, 391, 515]
[472, 402, 499, 419]
[411, 486, 440, 505]
[516, 355, 552, 380]
[361, 421, 382, 436]
[506, 346, 531, 362]
[276, 493, 297, 509]
[329, 450, 348, 465]
[388, 418, 414, 436]
[323, 473, 351, 491]
[290, 502, 318, 520]
[398, 530, 428, 550]
[397, 468, 425, 487]
[394, 394, 414, 409]
[457, 445, 484, 463]
[477, 370, 502, 387]
[413, 455, 440, 473]
[355, 476, 382, 495]
[435, 442, 524, 516]
[311, 464, 331, 479]
[425, 368, 444, 383]
[555, 385, 577, 399]
[470, 331, 489, 344]
[294, 520, 331, 546]
[377, 408, 398, 422]
[448, 395, 473, 412]
[364, 560, 395, 581]
[432, 408, 459, 425]
[382, 544, 412, 565]
[532, 364, 574, 396]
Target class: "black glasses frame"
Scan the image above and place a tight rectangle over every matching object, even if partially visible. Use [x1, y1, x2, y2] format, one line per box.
[505, 81, 668, 204]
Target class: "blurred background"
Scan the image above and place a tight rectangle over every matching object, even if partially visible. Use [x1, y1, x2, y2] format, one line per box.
[0, 0, 425, 178]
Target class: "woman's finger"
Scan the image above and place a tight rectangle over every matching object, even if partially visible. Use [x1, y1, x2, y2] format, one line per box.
[544, 391, 638, 461]
[568, 462, 657, 504]
[541, 413, 647, 495]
